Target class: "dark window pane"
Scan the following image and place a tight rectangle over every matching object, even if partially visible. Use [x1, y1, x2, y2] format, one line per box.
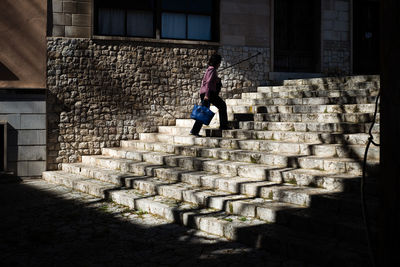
[97, 0, 154, 10]
[162, 0, 213, 13]
[98, 8, 125, 35]
[187, 0, 213, 13]
[127, 10, 154, 37]
[132, 0, 155, 10]
[161, 12, 186, 39]
[188, 15, 211, 40]
[162, 0, 186, 12]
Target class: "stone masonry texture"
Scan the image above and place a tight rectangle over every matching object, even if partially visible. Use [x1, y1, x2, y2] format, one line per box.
[47, 38, 269, 170]
[321, 0, 351, 74]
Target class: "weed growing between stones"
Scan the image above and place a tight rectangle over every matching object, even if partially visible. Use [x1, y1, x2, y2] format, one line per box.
[250, 156, 259, 164]
[134, 209, 148, 218]
[98, 204, 109, 212]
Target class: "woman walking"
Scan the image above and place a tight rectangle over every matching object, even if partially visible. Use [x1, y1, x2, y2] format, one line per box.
[190, 54, 229, 137]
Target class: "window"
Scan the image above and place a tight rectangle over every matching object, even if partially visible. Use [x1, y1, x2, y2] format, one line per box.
[94, 0, 219, 42]
[161, 0, 214, 41]
[95, 0, 155, 38]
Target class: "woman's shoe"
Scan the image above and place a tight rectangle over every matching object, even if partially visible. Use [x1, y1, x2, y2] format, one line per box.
[190, 132, 202, 137]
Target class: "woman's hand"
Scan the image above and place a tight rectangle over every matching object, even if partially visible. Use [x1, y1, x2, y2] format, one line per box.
[202, 96, 210, 107]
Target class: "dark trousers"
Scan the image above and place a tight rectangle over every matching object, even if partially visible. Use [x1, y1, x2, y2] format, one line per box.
[191, 93, 228, 135]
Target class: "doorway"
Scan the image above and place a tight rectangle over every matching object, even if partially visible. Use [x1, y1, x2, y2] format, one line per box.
[274, 0, 321, 73]
[353, 0, 380, 74]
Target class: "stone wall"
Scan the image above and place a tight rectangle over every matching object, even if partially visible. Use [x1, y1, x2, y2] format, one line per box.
[321, 0, 351, 75]
[47, 38, 269, 170]
[51, 0, 91, 38]
[220, 0, 271, 47]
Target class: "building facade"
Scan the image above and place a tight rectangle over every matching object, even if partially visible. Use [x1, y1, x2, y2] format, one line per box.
[0, 0, 379, 177]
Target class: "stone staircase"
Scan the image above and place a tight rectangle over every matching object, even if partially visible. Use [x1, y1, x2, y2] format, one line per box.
[43, 75, 380, 266]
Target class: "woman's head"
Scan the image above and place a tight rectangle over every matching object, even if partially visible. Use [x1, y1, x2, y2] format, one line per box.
[208, 54, 222, 68]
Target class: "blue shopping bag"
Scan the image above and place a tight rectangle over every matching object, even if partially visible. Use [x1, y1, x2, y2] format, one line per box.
[190, 104, 215, 125]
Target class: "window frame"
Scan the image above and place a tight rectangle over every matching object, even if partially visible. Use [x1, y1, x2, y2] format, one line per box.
[93, 0, 220, 43]
[93, 0, 157, 38]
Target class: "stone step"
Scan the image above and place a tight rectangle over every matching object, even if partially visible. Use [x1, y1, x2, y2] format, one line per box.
[152, 167, 335, 204]
[131, 176, 305, 218]
[59, 161, 378, 213]
[121, 138, 379, 161]
[61, 162, 144, 187]
[41, 170, 371, 266]
[119, 142, 293, 165]
[177, 168, 375, 195]
[240, 88, 378, 100]
[108, 187, 370, 266]
[42, 170, 118, 198]
[257, 80, 379, 93]
[252, 113, 379, 123]
[176, 119, 196, 127]
[227, 103, 377, 114]
[158, 126, 206, 136]
[223, 130, 380, 145]
[82, 154, 274, 179]
[239, 121, 380, 133]
[107, 144, 378, 174]
[279, 75, 379, 86]
[85, 147, 378, 187]
[227, 96, 377, 106]
[140, 130, 380, 147]
[296, 156, 377, 175]
[139, 132, 196, 145]
[130, 176, 372, 244]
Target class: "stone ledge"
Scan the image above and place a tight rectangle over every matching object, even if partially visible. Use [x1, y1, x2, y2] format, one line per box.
[92, 35, 220, 47]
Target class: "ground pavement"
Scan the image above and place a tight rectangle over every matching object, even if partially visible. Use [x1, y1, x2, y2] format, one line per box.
[0, 175, 309, 267]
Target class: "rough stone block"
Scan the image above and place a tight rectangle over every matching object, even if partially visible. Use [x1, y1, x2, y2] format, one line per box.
[53, 12, 65, 25]
[17, 161, 46, 177]
[0, 101, 45, 114]
[52, 0, 63, 12]
[76, 2, 91, 14]
[18, 130, 46, 145]
[63, 1, 77, 13]
[18, 146, 46, 161]
[65, 26, 91, 38]
[72, 14, 90, 26]
[64, 13, 72, 26]
[20, 114, 46, 130]
[52, 25, 65, 36]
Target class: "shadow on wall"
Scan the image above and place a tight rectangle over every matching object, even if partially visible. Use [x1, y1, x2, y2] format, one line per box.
[0, 61, 19, 81]
[0, 0, 46, 82]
